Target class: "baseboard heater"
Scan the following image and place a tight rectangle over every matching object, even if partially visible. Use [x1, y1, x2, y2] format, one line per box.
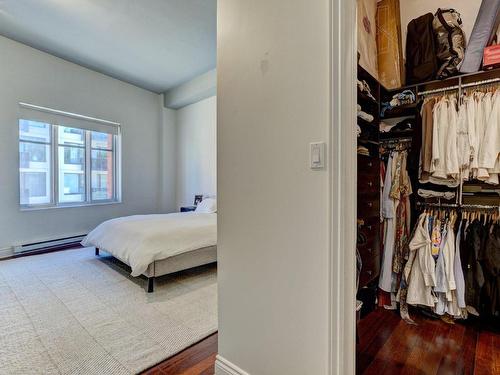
[13, 235, 87, 254]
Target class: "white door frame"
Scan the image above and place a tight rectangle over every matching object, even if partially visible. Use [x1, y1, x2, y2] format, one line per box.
[329, 0, 357, 374]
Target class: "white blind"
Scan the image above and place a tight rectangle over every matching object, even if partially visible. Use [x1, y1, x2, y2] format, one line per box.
[19, 102, 120, 135]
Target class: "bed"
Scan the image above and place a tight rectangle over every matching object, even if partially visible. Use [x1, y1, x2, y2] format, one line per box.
[81, 209, 217, 292]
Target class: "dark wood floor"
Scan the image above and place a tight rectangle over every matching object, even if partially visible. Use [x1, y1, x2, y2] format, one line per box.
[141, 333, 218, 375]
[357, 308, 500, 375]
[140, 308, 500, 375]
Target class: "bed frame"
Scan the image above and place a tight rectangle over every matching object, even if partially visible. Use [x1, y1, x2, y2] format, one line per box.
[94, 245, 217, 293]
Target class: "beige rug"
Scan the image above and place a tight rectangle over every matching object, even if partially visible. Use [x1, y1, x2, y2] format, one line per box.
[0, 248, 217, 374]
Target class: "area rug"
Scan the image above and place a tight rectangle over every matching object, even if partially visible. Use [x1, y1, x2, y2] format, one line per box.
[0, 248, 217, 374]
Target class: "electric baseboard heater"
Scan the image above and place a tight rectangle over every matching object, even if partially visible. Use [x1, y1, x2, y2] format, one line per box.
[13, 235, 86, 254]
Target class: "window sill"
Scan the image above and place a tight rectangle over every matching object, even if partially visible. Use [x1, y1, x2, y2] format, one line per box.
[20, 200, 122, 211]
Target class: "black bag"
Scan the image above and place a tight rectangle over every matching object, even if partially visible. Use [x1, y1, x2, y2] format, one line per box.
[433, 8, 466, 79]
[405, 13, 438, 85]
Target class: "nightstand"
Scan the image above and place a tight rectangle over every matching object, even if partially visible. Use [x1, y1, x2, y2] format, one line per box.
[180, 206, 196, 212]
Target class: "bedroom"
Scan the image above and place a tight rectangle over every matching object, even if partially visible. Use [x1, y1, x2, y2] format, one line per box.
[0, 1, 217, 374]
[3, 1, 499, 375]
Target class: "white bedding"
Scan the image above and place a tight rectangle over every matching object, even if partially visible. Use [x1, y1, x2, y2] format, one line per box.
[81, 212, 217, 276]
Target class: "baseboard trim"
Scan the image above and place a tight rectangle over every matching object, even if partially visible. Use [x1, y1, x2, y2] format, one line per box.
[215, 355, 250, 375]
[0, 244, 84, 261]
[0, 247, 14, 259]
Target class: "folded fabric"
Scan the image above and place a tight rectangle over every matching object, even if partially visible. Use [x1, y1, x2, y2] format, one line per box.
[358, 110, 374, 123]
[356, 124, 362, 137]
[390, 118, 415, 132]
[357, 79, 377, 101]
[381, 90, 416, 116]
[417, 189, 456, 200]
[390, 90, 416, 107]
[380, 121, 396, 132]
[357, 145, 370, 155]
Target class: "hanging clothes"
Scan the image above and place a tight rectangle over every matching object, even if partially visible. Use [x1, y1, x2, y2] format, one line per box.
[464, 220, 486, 316]
[418, 88, 500, 186]
[379, 153, 397, 293]
[406, 213, 436, 308]
[396, 208, 499, 323]
[481, 222, 500, 317]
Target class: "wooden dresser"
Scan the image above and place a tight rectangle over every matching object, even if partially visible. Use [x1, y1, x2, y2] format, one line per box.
[357, 154, 381, 288]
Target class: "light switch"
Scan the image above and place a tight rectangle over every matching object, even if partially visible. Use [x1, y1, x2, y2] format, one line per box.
[310, 142, 326, 169]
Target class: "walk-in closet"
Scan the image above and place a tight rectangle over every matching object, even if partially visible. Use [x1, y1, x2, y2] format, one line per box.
[356, 1, 500, 373]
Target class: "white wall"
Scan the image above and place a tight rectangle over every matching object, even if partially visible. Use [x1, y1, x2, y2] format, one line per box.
[161, 104, 178, 213]
[400, 0, 481, 55]
[0, 36, 173, 250]
[216, 0, 331, 374]
[175, 96, 217, 209]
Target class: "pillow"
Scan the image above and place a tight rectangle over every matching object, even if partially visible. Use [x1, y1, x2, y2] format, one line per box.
[195, 198, 217, 213]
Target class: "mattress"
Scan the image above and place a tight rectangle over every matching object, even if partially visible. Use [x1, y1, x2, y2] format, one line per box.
[81, 212, 217, 276]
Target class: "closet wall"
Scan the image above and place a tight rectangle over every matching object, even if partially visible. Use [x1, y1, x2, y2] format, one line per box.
[400, 1, 481, 54]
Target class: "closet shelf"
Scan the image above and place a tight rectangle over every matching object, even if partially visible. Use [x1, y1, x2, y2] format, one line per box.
[379, 131, 414, 140]
[381, 103, 417, 119]
[357, 117, 377, 128]
[357, 138, 379, 145]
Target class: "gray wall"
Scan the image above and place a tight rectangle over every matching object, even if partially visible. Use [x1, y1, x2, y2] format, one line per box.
[0, 36, 172, 250]
[216, 0, 331, 374]
[176, 96, 217, 209]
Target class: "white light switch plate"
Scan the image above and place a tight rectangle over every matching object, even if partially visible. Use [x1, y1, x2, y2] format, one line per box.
[310, 142, 326, 169]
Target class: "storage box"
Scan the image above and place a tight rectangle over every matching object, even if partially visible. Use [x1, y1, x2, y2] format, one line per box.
[483, 44, 500, 70]
[358, 0, 379, 80]
[376, 0, 404, 89]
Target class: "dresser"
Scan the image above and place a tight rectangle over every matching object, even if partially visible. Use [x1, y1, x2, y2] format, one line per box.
[357, 154, 381, 288]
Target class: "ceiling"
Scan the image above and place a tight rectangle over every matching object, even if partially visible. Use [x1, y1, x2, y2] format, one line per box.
[0, 0, 217, 93]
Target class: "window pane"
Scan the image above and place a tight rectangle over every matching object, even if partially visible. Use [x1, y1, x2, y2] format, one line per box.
[91, 131, 113, 150]
[19, 171, 51, 205]
[64, 147, 84, 165]
[91, 150, 113, 200]
[63, 173, 85, 194]
[58, 146, 85, 203]
[58, 126, 85, 146]
[19, 120, 51, 143]
[19, 142, 49, 168]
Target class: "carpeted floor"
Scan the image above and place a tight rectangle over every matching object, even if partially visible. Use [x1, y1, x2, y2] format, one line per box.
[0, 248, 217, 375]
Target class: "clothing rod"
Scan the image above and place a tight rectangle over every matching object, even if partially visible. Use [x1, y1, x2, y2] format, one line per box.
[416, 202, 499, 210]
[417, 77, 500, 96]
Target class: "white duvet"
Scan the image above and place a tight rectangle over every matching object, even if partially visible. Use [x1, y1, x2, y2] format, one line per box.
[81, 212, 217, 276]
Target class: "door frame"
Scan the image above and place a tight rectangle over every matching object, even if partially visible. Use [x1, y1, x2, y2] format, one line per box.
[329, 0, 357, 374]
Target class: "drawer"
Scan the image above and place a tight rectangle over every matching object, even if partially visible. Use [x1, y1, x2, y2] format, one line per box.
[358, 217, 379, 236]
[357, 173, 379, 194]
[358, 254, 380, 287]
[359, 266, 379, 287]
[357, 195, 379, 217]
[358, 155, 379, 176]
[358, 240, 379, 259]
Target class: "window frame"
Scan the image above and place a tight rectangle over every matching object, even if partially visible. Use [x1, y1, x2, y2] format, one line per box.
[19, 121, 121, 210]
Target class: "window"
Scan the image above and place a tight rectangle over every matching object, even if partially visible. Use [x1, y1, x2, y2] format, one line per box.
[19, 120, 52, 205]
[19, 119, 120, 208]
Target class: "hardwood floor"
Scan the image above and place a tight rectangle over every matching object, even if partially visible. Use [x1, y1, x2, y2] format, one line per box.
[141, 333, 218, 375]
[141, 308, 499, 375]
[357, 308, 500, 375]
